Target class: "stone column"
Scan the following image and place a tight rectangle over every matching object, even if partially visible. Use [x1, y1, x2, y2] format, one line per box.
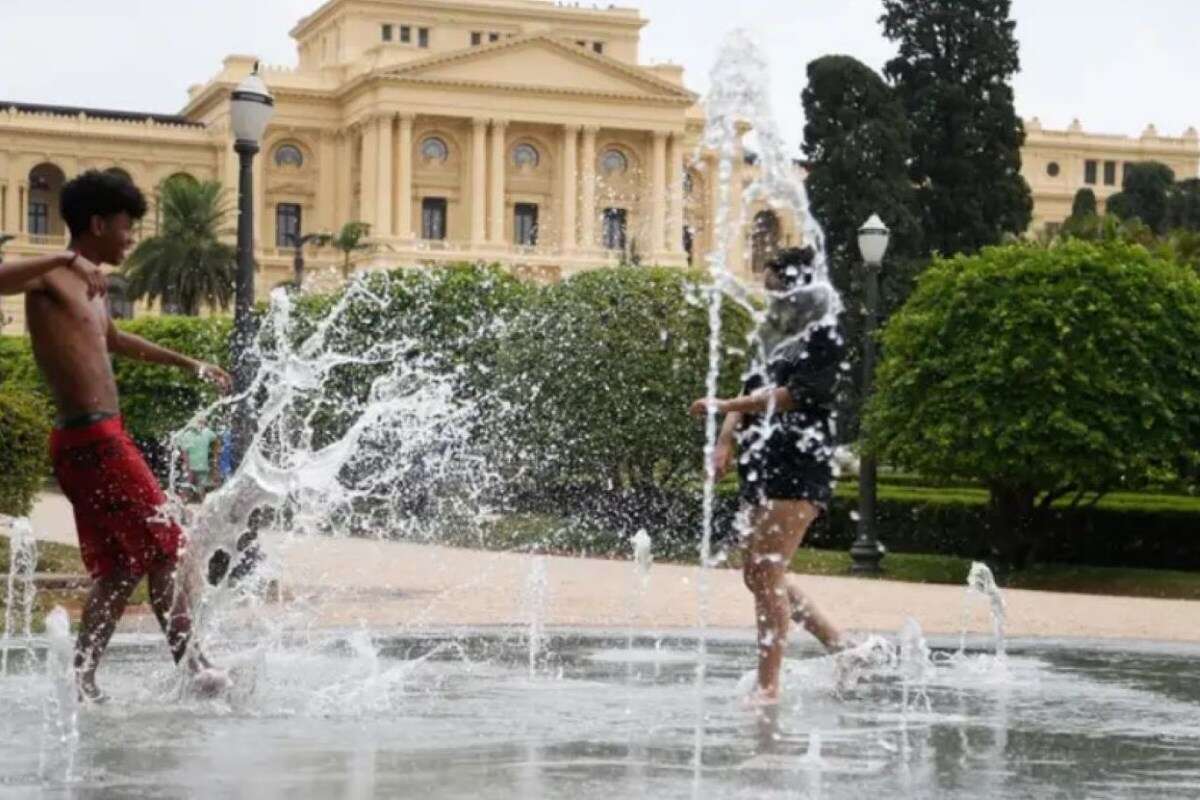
[359, 121, 379, 231]
[560, 125, 579, 252]
[375, 114, 394, 237]
[17, 183, 27, 235]
[2, 178, 18, 235]
[471, 118, 488, 246]
[488, 119, 508, 244]
[396, 114, 415, 239]
[579, 126, 598, 251]
[318, 130, 338, 233]
[667, 132, 686, 254]
[335, 130, 353, 229]
[650, 130, 668, 256]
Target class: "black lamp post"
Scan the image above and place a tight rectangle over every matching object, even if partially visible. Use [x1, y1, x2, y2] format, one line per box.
[229, 65, 275, 463]
[849, 213, 890, 574]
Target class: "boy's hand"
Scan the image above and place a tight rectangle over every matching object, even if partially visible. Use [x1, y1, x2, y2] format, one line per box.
[195, 363, 233, 394]
[65, 252, 107, 298]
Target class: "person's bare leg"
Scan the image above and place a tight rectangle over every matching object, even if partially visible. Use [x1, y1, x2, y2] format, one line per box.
[787, 582, 843, 652]
[75, 571, 140, 702]
[146, 561, 205, 669]
[742, 500, 818, 702]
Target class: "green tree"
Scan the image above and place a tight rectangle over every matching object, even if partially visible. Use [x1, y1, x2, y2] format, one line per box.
[1106, 161, 1175, 234]
[1167, 177, 1200, 232]
[801, 54, 923, 439]
[865, 240, 1200, 569]
[123, 179, 235, 315]
[881, 0, 1033, 256]
[326, 222, 372, 279]
[496, 267, 752, 491]
[1071, 188, 1098, 219]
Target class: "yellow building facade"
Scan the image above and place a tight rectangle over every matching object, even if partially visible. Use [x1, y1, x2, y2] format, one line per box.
[1, 0, 806, 333]
[1021, 117, 1200, 234]
[5, 0, 1196, 333]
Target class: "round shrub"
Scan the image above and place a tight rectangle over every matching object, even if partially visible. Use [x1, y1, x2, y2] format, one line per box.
[0, 391, 51, 516]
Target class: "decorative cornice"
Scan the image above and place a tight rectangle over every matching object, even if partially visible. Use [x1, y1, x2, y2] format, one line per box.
[372, 34, 696, 104]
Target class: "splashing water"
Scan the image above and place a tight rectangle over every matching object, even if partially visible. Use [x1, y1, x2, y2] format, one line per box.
[965, 562, 1007, 658]
[631, 529, 653, 588]
[693, 28, 845, 786]
[523, 556, 549, 678]
[2, 516, 38, 676]
[39, 606, 78, 782]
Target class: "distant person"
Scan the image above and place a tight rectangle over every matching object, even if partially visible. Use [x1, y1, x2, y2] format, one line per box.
[690, 247, 848, 705]
[176, 423, 222, 502]
[0, 170, 233, 702]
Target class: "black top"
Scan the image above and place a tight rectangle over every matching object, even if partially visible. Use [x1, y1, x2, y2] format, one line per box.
[735, 325, 844, 503]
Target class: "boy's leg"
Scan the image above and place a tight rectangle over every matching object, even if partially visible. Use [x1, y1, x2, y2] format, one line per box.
[146, 562, 206, 668]
[75, 571, 140, 701]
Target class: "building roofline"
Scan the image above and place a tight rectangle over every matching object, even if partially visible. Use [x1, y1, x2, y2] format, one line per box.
[291, 0, 645, 40]
[0, 99, 204, 129]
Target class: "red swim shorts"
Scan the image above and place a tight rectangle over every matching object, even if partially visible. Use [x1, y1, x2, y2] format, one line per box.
[50, 416, 184, 580]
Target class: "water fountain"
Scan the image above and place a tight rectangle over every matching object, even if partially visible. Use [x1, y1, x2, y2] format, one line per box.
[1, 515, 38, 676]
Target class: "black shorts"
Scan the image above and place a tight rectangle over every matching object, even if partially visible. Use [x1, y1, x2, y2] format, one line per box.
[737, 446, 834, 508]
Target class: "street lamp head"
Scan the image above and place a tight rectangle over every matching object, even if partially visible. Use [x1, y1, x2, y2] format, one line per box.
[858, 213, 891, 267]
[230, 63, 275, 146]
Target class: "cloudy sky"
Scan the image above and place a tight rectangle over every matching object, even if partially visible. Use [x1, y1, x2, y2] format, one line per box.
[2, 0, 1197, 155]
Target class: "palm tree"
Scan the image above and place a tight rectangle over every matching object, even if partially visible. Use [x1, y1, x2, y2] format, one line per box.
[123, 179, 236, 315]
[327, 222, 371, 280]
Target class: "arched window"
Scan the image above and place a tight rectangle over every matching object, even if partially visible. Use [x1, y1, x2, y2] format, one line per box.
[513, 143, 540, 169]
[105, 167, 134, 184]
[600, 149, 628, 176]
[27, 163, 67, 236]
[274, 144, 305, 168]
[420, 136, 449, 164]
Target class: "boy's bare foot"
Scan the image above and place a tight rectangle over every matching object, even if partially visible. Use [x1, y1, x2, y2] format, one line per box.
[742, 687, 781, 708]
[191, 667, 232, 698]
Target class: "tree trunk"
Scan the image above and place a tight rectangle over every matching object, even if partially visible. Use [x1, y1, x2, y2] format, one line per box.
[987, 482, 1038, 574]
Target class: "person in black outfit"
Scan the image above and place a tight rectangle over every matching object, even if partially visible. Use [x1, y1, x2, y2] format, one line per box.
[691, 246, 847, 704]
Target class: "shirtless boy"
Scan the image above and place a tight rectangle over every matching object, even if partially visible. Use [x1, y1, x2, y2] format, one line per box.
[0, 170, 232, 701]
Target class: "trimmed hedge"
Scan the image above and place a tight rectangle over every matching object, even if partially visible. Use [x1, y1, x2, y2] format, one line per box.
[0, 391, 51, 516]
[0, 336, 44, 398]
[507, 480, 1200, 572]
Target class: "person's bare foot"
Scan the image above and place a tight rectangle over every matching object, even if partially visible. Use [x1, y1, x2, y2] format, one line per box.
[190, 667, 231, 699]
[742, 687, 781, 708]
[76, 672, 110, 705]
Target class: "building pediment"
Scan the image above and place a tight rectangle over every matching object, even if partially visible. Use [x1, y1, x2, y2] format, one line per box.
[379, 36, 695, 104]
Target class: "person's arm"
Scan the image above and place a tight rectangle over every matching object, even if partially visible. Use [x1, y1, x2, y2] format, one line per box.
[106, 319, 234, 393]
[690, 387, 793, 418]
[0, 251, 106, 297]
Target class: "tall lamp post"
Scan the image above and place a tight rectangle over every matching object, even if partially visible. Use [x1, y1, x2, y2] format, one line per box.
[849, 213, 890, 574]
[229, 65, 275, 463]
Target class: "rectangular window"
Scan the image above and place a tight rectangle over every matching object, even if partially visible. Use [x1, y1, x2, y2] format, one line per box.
[471, 32, 482, 46]
[422, 197, 447, 240]
[1084, 160, 1098, 185]
[515, 203, 539, 246]
[418, 27, 430, 48]
[400, 25, 412, 43]
[382, 24, 393, 42]
[276, 203, 302, 248]
[489, 32, 500, 42]
[602, 208, 628, 251]
[1104, 160, 1117, 186]
[593, 42, 604, 54]
[28, 202, 49, 235]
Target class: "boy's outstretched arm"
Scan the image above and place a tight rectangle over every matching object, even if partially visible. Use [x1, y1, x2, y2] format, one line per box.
[0, 251, 107, 297]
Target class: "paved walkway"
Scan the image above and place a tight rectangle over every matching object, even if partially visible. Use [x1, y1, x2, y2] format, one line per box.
[14, 491, 1200, 643]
